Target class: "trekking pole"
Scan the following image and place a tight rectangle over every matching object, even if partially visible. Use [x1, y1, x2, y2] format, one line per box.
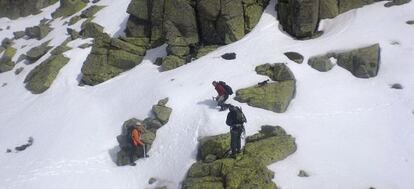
[143, 145, 147, 158]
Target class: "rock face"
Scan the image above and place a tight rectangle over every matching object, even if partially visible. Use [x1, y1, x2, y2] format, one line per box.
[0, 47, 17, 73]
[116, 99, 172, 166]
[336, 44, 380, 78]
[0, 0, 58, 19]
[182, 125, 296, 189]
[80, 32, 146, 85]
[284, 51, 304, 64]
[52, 0, 87, 18]
[235, 63, 296, 113]
[24, 54, 70, 94]
[124, 0, 270, 70]
[276, 0, 387, 39]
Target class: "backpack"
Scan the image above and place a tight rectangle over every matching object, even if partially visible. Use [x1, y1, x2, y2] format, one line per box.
[233, 106, 247, 124]
[219, 81, 233, 95]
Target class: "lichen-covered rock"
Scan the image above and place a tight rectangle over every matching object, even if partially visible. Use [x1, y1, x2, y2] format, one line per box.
[182, 125, 296, 189]
[15, 67, 24, 75]
[110, 38, 146, 55]
[24, 54, 70, 94]
[1, 38, 13, 48]
[284, 52, 304, 64]
[255, 63, 296, 81]
[52, 0, 87, 18]
[0, 0, 58, 19]
[80, 5, 105, 18]
[195, 45, 219, 59]
[336, 44, 380, 78]
[25, 42, 53, 62]
[161, 55, 186, 71]
[308, 54, 335, 72]
[152, 103, 172, 125]
[244, 3, 264, 33]
[384, 0, 411, 7]
[235, 81, 296, 113]
[198, 134, 231, 161]
[0, 47, 17, 73]
[25, 24, 52, 40]
[51, 44, 72, 55]
[67, 28, 80, 40]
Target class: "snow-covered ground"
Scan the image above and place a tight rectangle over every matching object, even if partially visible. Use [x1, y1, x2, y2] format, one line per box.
[0, 0, 413, 189]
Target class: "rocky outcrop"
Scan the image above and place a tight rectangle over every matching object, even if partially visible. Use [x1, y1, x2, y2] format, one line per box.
[124, 0, 270, 71]
[80, 32, 146, 85]
[0, 0, 58, 19]
[276, 0, 395, 39]
[24, 54, 70, 94]
[0, 47, 17, 73]
[336, 44, 380, 78]
[182, 125, 296, 189]
[235, 63, 296, 113]
[116, 98, 172, 166]
[52, 0, 87, 18]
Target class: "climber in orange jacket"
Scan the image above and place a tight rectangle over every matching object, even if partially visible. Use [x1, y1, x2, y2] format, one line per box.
[129, 123, 146, 166]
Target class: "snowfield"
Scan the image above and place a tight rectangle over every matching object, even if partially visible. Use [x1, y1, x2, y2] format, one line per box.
[1, 0, 414, 189]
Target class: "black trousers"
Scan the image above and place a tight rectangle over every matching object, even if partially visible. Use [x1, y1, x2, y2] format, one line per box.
[230, 126, 243, 154]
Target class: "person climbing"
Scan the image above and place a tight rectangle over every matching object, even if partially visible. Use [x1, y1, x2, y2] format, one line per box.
[128, 122, 146, 166]
[225, 104, 247, 158]
[212, 81, 233, 111]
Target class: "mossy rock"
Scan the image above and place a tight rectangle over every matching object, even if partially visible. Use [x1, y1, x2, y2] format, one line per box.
[0, 0, 58, 20]
[182, 176, 224, 189]
[80, 22, 105, 39]
[336, 44, 380, 78]
[25, 24, 52, 40]
[235, 81, 296, 113]
[319, 0, 339, 19]
[164, 0, 199, 45]
[24, 54, 70, 94]
[182, 125, 295, 189]
[195, 45, 219, 59]
[127, 0, 149, 20]
[225, 158, 276, 189]
[167, 45, 190, 57]
[1, 38, 14, 48]
[243, 4, 263, 33]
[67, 28, 80, 40]
[384, 0, 411, 8]
[52, 0, 87, 18]
[161, 55, 186, 71]
[25, 42, 53, 62]
[0, 47, 17, 73]
[107, 49, 143, 69]
[255, 63, 295, 81]
[80, 5, 105, 18]
[152, 101, 172, 125]
[198, 133, 231, 161]
[308, 54, 334, 72]
[80, 54, 123, 85]
[120, 37, 150, 48]
[110, 38, 146, 55]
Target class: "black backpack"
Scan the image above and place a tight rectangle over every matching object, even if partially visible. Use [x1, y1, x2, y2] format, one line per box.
[219, 81, 233, 95]
[233, 106, 247, 124]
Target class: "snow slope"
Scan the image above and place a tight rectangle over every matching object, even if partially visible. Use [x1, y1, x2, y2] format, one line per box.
[1, 0, 414, 189]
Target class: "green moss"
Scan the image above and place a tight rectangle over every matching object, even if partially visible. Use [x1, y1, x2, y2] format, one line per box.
[24, 54, 70, 94]
[255, 63, 296, 81]
[182, 176, 224, 189]
[81, 54, 123, 85]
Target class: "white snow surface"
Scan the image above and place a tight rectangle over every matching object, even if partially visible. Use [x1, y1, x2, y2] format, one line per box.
[1, 1, 414, 189]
